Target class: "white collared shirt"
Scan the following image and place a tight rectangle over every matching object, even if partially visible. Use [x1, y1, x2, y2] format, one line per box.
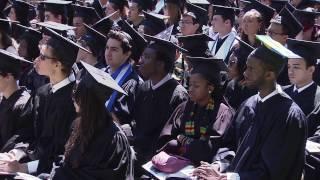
[151, 74, 172, 90]
[51, 77, 73, 93]
[218, 31, 232, 40]
[258, 84, 282, 103]
[294, 81, 314, 93]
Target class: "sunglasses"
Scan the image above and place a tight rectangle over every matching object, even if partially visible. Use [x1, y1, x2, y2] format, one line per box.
[39, 54, 57, 61]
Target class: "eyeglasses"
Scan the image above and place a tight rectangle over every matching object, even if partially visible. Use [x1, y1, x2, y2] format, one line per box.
[39, 54, 57, 61]
[266, 29, 284, 36]
[179, 20, 194, 25]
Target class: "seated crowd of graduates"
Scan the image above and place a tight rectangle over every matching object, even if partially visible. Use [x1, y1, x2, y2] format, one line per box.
[0, 0, 320, 179]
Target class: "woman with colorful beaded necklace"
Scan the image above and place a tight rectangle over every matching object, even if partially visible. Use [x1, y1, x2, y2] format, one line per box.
[157, 56, 234, 165]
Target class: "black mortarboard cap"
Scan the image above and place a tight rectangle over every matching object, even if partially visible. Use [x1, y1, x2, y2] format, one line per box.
[12, 0, 35, 24]
[91, 11, 116, 36]
[143, 33, 188, 65]
[41, 0, 71, 16]
[177, 33, 213, 56]
[142, 11, 167, 35]
[188, 56, 226, 85]
[185, 2, 208, 25]
[287, 38, 320, 66]
[37, 21, 75, 35]
[83, 23, 106, 44]
[90, 0, 105, 17]
[12, 23, 42, 41]
[108, 0, 129, 9]
[212, 4, 239, 22]
[293, 8, 320, 29]
[244, 0, 276, 26]
[131, 0, 155, 11]
[270, 0, 288, 13]
[0, 18, 12, 34]
[79, 61, 127, 102]
[188, 0, 210, 5]
[73, 4, 100, 24]
[0, 48, 32, 76]
[233, 36, 254, 69]
[0, 0, 8, 12]
[164, 0, 181, 6]
[270, 7, 303, 38]
[144, 34, 188, 53]
[82, 23, 106, 56]
[43, 27, 91, 66]
[252, 35, 300, 73]
[118, 20, 147, 62]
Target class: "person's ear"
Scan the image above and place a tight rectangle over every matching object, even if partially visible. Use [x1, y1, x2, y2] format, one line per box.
[307, 65, 315, 75]
[265, 70, 276, 81]
[124, 50, 132, 59]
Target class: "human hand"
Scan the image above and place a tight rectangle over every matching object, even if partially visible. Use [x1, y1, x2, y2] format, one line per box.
[0, 160, 27, 173]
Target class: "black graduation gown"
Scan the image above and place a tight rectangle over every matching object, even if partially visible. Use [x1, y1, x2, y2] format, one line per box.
[159, 100, 234, 164]
[224, 79, 257, 110]
[221, 93, 307, 180]
[128, 79, 188, 164]
[19, 67, 49, 94]
[284, 83, 320, 136]
[26, 82, 76, 174]
[113, 69, 142, 121]
[52, 122, 133, 180]
[0, 88, 33, 152]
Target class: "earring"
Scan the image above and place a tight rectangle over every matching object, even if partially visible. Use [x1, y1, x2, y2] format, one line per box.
[209, 90, 212, 94]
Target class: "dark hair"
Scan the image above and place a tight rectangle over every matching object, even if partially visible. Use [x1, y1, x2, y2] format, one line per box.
[64, 80, 112, 167]
[13, 7, 30, 26]
[182, 13, 203, 33]
[107, 30, 132, 54]
[0, 30, 13, 50]
[148, 43, 175, 73]
[110, 3, 128, 18]
[47, 10, 67, 24]
[248, 51, 284, 77]
[19, 34, 40, 61]
[220, 14, 235, 27]
[46, 38, 73, 76]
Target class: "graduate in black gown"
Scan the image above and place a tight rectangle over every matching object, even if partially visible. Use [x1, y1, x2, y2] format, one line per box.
[157, 56, 234, 165]
[193, 36, 307, 180]
[0, 28, 89, 175]
[118, 33, 188, 175]
[0, 49, 34, 152]
[15, 24, 48, 93]
[103, 30, 142, 115]
[75, 24, 106, 69]
[224, 39, 257, 110]
[284, 39, 320, 136]
[52, 61, 134, 180]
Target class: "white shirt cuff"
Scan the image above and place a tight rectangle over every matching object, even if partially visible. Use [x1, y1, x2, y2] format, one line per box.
[27, 160, 39, 174]
[9, 149, 26, 161]
[227, 172, 240, 180]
